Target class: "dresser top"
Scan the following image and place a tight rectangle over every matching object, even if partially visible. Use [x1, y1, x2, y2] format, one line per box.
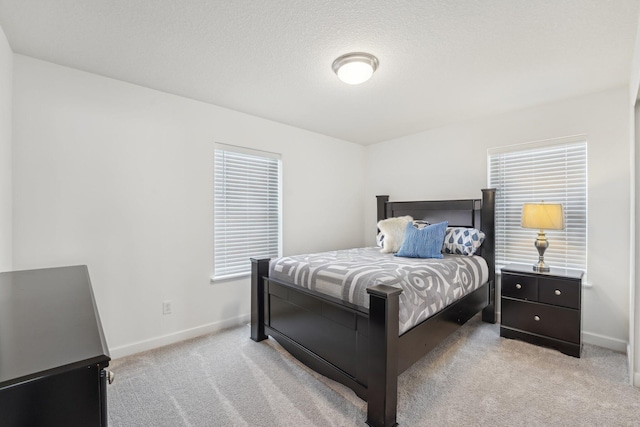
[0, 265, 110, 388]
[501, 263, 584, 281]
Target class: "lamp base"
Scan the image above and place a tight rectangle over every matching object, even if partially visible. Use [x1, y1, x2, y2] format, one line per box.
[533, 264, 550, 273]
[533, 230, 550, 273]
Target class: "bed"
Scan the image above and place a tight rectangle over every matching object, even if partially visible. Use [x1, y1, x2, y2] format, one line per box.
[250, 189, 496, 427]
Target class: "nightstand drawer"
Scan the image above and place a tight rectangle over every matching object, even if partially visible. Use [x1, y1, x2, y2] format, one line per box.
[502, 273, 537, 301]
[501, 298, 580, 343]
[538, 277, 580, 309]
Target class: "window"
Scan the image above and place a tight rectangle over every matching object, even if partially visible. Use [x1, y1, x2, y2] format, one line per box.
[488, 137, 587, 273]
[214, 145, 281, 280]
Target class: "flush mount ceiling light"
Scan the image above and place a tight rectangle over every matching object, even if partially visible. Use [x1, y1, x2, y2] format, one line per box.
[332, 52, 379, 85]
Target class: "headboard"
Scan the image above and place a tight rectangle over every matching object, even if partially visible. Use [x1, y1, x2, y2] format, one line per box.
[376, 189, 496, 321]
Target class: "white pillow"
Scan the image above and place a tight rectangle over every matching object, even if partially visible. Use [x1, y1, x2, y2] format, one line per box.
[377, 216, 413, 253]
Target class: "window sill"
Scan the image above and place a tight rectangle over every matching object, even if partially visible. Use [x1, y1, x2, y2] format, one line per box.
[210, 272, 250, 283]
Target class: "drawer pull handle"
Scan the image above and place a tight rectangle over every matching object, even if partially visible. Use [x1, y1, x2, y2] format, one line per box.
[107, 370, 115, 385]
[515, 284, 522, 289]
[534, 315, 540, 321]
[555, 290, 561, 296]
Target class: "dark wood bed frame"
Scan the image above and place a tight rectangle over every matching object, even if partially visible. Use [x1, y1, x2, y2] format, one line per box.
[250, 189, 496, 427]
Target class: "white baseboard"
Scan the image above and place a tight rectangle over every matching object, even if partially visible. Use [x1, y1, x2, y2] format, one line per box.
[109, 313, 251, 359]
[582, 330, 627, 352]
[632, 343, 640, 388]
[627, 343, 635, 385]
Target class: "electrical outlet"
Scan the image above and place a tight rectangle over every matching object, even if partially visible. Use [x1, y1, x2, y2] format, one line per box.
[162, 300, 172, 315]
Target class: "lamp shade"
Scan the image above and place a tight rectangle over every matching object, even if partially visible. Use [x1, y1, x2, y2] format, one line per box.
[521, 203, 564, 230]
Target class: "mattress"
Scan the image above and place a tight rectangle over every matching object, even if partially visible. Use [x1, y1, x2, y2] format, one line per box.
[269, 247, 489, 335]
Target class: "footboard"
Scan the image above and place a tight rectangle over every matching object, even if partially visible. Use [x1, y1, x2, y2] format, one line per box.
[251, 259, 489, 427]
[251, 264, 370, 397]
[250, 258, 400, 414]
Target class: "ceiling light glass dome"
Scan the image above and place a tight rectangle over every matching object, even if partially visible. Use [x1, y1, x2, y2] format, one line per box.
[332, 52, 379, 85]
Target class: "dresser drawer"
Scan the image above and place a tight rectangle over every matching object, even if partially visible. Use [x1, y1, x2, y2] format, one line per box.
[501, 298, 580, 343]
[502, 273, 537, 301]
[538, 277, 580, 309]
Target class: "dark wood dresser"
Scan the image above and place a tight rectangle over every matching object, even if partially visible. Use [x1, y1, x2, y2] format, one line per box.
[500, 263, 584, 357]
[0, 265, 112, 426]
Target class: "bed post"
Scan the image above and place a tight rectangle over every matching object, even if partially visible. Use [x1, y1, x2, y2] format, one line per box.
[250, 258, 270, 342]
[377, 195, 389, 222]
[481, 188, 497, 324]
[366, 284, 402, 427]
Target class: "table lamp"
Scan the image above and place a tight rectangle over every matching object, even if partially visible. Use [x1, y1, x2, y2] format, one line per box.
[521, 202, 564, 272]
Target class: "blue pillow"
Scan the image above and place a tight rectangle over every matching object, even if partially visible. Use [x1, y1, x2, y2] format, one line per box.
[395, 221, 448, 259]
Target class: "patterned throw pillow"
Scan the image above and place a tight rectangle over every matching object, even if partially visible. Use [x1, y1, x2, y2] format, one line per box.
[442, 227, 485, 256]
[377, 216, 413, 253]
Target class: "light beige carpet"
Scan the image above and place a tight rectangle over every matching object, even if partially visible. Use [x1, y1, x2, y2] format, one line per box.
[108, 316, 640, 426]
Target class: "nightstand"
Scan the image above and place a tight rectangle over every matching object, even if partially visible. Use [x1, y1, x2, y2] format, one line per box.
[500, 263, 584, 357]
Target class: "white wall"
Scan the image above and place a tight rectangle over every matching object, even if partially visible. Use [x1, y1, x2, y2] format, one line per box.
[12, 55, 365, 357]
[633, 102, 639, 386]
[9, 53, 632, 358]
[0, 25, 12, 271]
[631, 10, 640, 386]
[365, 87, 631, 351]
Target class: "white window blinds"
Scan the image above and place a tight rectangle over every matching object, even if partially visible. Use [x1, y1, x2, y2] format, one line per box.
[214, 146, 281, 280]
[488, 138, 587, 273]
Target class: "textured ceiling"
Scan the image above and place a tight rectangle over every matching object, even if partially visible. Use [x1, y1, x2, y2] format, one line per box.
[0, 0, 638, 145]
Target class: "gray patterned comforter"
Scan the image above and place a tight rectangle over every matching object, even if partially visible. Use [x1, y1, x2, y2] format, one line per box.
[269, 247, 488, 335]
